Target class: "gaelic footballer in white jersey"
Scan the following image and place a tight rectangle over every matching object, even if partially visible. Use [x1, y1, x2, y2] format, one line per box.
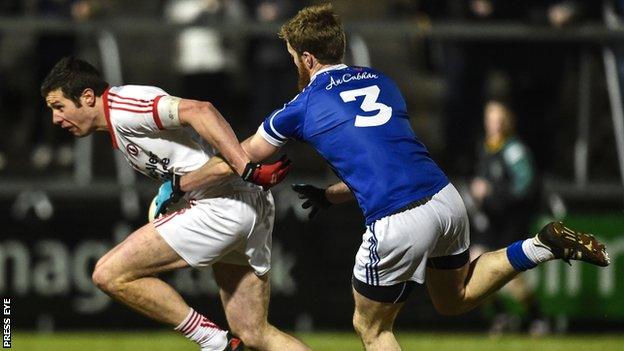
[42, 56, 309, 351]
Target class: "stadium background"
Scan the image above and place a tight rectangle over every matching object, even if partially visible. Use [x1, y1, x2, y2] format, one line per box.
[0, 0, 623, 350]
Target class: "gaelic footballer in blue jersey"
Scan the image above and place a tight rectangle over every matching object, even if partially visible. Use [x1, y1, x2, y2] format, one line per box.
[261, 63, 449, 226]
[192, 4, 610, 351]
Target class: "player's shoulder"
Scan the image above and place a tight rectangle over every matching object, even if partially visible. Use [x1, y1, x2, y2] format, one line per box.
[108, 85, 169, 101]
[106, 85, 170, 129]
[281, 87, 313, 112]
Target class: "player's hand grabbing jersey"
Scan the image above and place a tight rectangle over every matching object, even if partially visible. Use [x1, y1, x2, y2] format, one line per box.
[260, 65, 449, 225]
[103, 85, 258, 198]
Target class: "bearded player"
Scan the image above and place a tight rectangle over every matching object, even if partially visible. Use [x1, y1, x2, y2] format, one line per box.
[191, 5, 611, 350]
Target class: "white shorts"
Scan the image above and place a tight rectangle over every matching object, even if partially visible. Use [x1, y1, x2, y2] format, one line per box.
[154, 190, 274, 276]
[354, 183, 470, 285]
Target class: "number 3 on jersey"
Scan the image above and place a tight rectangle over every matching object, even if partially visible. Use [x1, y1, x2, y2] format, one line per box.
[339, 85, 392, 127]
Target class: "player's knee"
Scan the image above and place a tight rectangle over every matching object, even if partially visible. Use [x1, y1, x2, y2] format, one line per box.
[352, 321, 366, 339]
[92, 265, 111, 292]
[92, 262, 122, 294]
[428, 283, 469, 316]
[432, 303, 461, 316]
[352, 311, 383, 340]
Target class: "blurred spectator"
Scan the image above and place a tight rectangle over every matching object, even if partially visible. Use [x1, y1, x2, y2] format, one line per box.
[469, 99, 546, 336]
[164, 0, 245, 122]
[420, 0, 600, 175]
[242, 0, 300, 136]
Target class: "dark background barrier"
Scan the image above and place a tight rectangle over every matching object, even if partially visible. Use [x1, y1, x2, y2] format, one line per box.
[2, 191, 622, 332]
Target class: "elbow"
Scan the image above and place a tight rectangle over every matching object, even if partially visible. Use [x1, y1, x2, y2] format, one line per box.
[192, 100, 216, 117]
[183, 100, 218, 125]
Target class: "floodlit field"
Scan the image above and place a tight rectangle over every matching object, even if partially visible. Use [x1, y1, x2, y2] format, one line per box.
[11, 331, 624, 351]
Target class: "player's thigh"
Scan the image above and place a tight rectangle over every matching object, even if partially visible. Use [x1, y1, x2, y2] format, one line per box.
[425, 262, 470, 312]
[95, 222, 187, 281]
[352, 287, 403, 331]
[424, 183, 472, 308]
[213, 262, 269, 331]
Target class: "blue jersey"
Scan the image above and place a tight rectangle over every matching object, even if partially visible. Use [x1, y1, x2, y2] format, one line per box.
[261, 64, 449, 225]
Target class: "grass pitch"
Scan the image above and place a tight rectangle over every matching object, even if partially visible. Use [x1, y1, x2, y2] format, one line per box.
[12, 331, 624, 351]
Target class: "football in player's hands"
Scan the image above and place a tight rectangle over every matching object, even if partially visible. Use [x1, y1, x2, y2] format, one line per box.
[148, 195, 162, 221]
[148, 173, 185, 221]
[147, 194, 188, 221]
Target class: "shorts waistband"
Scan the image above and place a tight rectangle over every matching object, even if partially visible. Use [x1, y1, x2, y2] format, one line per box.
[391, 196, 432, 216]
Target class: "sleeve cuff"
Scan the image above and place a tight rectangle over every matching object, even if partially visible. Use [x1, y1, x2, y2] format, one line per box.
[258, 125, 286, 147]
[155, 95, 182, 129]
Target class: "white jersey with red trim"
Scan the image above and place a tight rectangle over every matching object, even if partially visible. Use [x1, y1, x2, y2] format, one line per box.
[102, 85, 258, 198]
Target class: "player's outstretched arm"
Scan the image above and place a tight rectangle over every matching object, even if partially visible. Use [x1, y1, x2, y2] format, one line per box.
[178, 99, 250, 176]
[241, 131, 280, 162]
[178, 100, 290, 188]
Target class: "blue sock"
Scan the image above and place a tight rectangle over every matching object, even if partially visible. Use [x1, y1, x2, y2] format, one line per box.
[506, 240, 537, 271]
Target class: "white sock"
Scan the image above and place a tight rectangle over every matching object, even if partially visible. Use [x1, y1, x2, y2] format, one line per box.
[175, 308, 228, 351]
[522, 238, 555, 264]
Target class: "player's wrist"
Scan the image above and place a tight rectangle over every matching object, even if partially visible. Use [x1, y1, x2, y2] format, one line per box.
[232, 159, 248, 177]
[241, 162, 259, 181]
